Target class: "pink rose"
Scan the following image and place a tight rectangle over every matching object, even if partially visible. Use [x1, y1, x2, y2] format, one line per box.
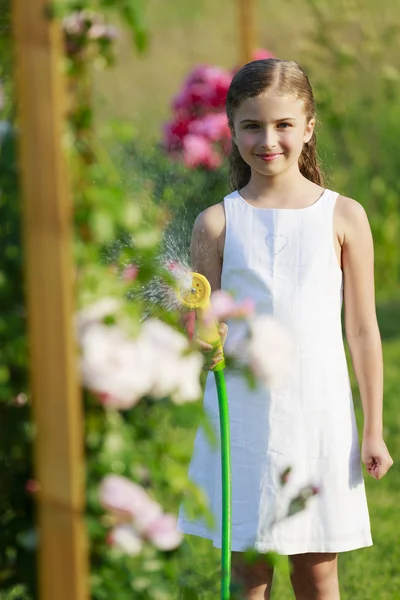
[173, 66, 232, 113]
[99, 475, 159, 521]
[205, 290, 255, 323]
[189, 113, 231, 143]
[182, 134, 222, 170]
[252, 48, 276, 61]
[145, 513, 183, 551]
[163, 114, 194, 151]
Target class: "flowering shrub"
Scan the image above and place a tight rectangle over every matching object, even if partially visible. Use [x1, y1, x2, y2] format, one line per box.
[63, 9, 119, 61]
[163, 49, 275, 170]
[78, 299, 204, 407]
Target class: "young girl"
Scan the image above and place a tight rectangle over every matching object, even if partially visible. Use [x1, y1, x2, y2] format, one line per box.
[178, 59, 393, 600]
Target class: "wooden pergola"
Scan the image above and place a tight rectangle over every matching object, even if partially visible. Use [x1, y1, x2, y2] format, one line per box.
[11, 1, 257, 598]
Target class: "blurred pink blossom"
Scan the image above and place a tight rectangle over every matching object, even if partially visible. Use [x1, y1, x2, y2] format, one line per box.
[182, 134, 222, 169]
[88, 23, 118, 40]
[122, 263, 139, 282]
[76, 297, 121, 335]
[99, 475, 158, 521]
[12, 392, 28, 407]
[173, 65, 232, 112]
[164, 114, 194, 152]
[108, 524, 143, 556]
[252, 48, 276, 61]
[189, 112, 230, 143]
[78, 299, 203, 407]
[63, 12, 85, 35]
[100, 475, 183, 554]
[80, 324, 153, 409]
[205, 290, 255, 324]
[145, 513, 183, 551]
[142, 319, 203, 404]
[26, 480, 41, 495]
[247, 315, 293, 388]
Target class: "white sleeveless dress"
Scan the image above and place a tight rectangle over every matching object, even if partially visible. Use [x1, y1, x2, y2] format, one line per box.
[178, 189, 372, 555]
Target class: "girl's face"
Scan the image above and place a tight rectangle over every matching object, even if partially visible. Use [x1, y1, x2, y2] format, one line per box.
[232, 92, 315, 179]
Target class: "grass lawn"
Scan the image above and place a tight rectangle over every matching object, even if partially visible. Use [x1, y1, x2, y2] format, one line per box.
[177, 297, 400, 599]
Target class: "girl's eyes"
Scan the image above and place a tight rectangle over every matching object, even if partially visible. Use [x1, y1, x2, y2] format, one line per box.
[244, 122, 292, 130]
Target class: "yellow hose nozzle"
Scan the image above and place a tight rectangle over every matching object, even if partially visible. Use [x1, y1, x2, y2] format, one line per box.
[178, 272, 225, 370]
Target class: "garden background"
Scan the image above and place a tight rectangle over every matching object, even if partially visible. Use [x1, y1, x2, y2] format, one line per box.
[1, 0, 400, 598]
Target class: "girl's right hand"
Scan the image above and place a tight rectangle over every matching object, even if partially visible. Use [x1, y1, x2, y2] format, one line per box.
[196, 322, 228, 370]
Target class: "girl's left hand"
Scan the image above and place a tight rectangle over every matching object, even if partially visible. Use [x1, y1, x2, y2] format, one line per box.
[361, 434, 393, 479]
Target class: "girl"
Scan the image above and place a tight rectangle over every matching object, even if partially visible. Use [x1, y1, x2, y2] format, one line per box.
[178, 59, 393, 600]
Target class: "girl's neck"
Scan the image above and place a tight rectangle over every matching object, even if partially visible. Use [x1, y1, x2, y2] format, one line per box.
[240, 166, 322, 208]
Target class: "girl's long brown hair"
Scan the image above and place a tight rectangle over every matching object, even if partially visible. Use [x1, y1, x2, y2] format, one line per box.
[226, 59, 324, 191]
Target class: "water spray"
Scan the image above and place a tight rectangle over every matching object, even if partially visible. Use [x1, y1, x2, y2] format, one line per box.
[178, 272, 232, 600]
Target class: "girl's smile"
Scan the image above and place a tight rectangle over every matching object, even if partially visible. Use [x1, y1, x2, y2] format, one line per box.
[255, 152, 284, 161]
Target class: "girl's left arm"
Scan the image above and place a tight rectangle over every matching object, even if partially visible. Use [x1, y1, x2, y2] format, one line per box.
[340, 196, 393, 479]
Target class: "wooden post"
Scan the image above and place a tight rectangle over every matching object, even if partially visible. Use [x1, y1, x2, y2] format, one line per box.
[12, 2, 89, 600]
[237, 0, 257, 64]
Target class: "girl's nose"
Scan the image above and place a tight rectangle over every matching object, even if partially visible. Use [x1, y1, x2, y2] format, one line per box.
[260, 127, 277, 149]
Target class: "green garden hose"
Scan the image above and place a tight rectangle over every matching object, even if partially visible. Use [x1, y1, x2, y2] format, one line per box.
[179, 272, 232, 600]
[213, 364, 231, 599]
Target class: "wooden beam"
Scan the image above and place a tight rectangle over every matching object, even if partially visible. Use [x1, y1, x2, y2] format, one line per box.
[12, 2, 89, 599]
[237, 0, 257, 65]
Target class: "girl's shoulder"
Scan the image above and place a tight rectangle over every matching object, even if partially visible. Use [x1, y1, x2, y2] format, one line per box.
[335, 194, 369, 225]
[334, 194, 371, 245]
[193, 201, 226, 239]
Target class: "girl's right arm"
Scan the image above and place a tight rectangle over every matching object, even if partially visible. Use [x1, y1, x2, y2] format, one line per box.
[190, 203, 227, 364]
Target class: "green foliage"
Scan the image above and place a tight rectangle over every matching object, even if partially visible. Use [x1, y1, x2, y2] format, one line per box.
[0, 125, 36, 598]
[301, 0, 400, 293]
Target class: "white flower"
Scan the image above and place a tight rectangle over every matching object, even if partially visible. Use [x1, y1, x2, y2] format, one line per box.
[109, 524, 143, 556]
[145, 514, 183, 551]
[80, 324, 153, 409]
[140, 319, 203, 404]
[77, 297, 122, 336]
[78, 298, 203, 407]
[171, 352, 203, 404]
[247, 316, 293, 388]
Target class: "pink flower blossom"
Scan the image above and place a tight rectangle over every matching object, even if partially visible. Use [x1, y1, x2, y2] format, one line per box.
[99, 475, 161, 522]
[88, 24, 118, 40]
[62, 12, 85, 35]
[205, 290, 255, 324]
[163, 114, 194, 152]
[26, 480, 41, 495]
[182, 134, 222, 169]
[122, 263, 139, 282]
[100, 475, 183, 554]
[80, 324, 153, 409]
[77, 297, 122, 335]
[252, 48, 276, 61]
[173, 65, 232, 112]
[141, 319, 203, 404]
[247, 316, 293, 388]
[108, 524, 143, 556]
[189, 112, 231, 143]
[12, 392, 28, 406]
[145, 513, 183, 551]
